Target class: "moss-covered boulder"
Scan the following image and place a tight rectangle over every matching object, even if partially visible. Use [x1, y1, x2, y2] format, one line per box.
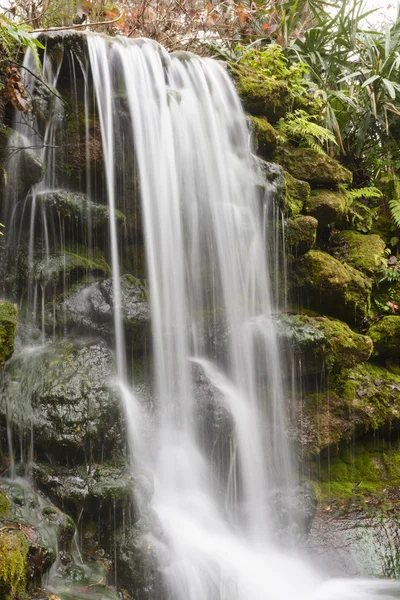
[0, 302, 17, 368]
[235, 68, 292, 123]
[290, 250, 371, 325]
[0, 530, 28, 599]
[275, 146, 352, 187]
[34, 246, 110, 285]
[293, 363, 400, 456]
[305, 189, 347, 226]
[249, 115, 278, 156]
[367, 316, 400, 360]
[286, 216, 317, 255]
[278, 314, 372, 375]
[331, 230, 386, 276]
[281, 170, 310, 217]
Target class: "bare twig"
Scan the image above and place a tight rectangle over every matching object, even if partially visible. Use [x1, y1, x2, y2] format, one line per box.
[33, 12, 123, 33]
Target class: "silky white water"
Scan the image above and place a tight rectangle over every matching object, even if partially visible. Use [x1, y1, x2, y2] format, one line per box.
[86, 35, 400, 600]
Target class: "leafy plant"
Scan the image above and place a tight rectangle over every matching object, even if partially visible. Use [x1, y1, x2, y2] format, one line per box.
[277, 109, 336, 153]
[389, 197, 400, 228]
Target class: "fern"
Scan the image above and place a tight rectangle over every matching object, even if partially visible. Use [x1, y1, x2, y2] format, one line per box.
[347, 187, 383, 201]
[389, 198, 400, 228]
[277, 110, 337, 154]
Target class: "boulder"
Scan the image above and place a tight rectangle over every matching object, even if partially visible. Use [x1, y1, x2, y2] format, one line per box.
[290, 250, 371, 325]
[0, 301, 17, 367]
[235, 68, 292, 123]
[249, 115, 278, 156]
[331, 230, 386, 276]
[305, 189, 347, 226]
[275, 146, 352, 187]
[2, 340, 124, 463]
[368, 316, 400, 360]
[33, 463, 133, 518]
[51, 275, 150, 352]
[282, 171, 310, 217]
[286, 216, 317, 255]
[277, 314, 373, 374]
[34, 246, 111, 285]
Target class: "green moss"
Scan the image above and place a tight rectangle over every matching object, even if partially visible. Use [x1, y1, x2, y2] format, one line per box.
[35, 246, 111, 283]
[0, 531, 28, 600]
[318, 443, 400, 501]
[275, 146, 352, 187]
[335, 362, 400, 430]
[286, 216, 317, 255]
[234, 67, 292, 123]
[282, 170, 310, 217]
[249, 115, 278, 156]
[0, 492, 11, 518]
[0, 302, 18, 368]
[290, 250, 371, 325]
[331, 230, 386, 276]
[278, 314, 372, 374]
[305, 189, 347, 226]
[367, 316, 400, 360]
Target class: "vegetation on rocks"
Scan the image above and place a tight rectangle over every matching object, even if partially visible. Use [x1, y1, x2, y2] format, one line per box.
[282, 170, 310, 218]
[331, 230, 387, 277]
[305, 189, 348, 227]
[286, 216, 317, 255]
[290, 250, 371, 325]
[368, 316, 400, 360]
[0, 530, 28, 600]
[0, 301, 17, 367]
[275, 146, 352, 187]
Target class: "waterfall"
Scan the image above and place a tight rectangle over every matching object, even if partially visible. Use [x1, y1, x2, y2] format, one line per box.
[2, 30, 400, 600]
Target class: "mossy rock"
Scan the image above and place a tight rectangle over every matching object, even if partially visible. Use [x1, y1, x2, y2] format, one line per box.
[36, 190, 126, 228]
[290, 250, 371, 325]
[0, 302, 18, 368]
[34, 246, 111, 284]
[282, 171, 310, 217]
[249, 115, 278, 156]
[305, 189, 347, 226]
[0, 492, 11, 518]
[0, 530, 28, 599]
[294, 363, 400, 456]
[275, 146, 352, 187]
[235, 67, 292, 123]
[286, 216, 317, 255]
[278, 314, 372, 375]
[331, 230, 386, 277]
[367, 316, 400, 360]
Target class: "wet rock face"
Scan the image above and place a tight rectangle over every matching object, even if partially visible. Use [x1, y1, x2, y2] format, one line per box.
[2, 340, 124, 463]
[5, 132, 45, 200]
[33, 463, 133, 518]
[52, 275, 150, 352]
[0, 480, 74, 593]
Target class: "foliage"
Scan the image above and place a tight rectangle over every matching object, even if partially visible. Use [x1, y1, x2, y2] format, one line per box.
[389, 198, 400, 229]
[277, 109, 336, 154]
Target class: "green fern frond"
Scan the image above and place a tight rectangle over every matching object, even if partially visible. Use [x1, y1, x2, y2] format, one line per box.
[277, 110, 337, 154]
[389, 198, 400, 228]
[347, 186, 383, 201]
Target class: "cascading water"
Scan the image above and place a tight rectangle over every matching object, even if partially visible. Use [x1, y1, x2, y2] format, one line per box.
[2, 30, 400, 600]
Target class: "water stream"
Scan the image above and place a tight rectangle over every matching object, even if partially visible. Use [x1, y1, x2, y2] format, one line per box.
[2, 31, 400, 600]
